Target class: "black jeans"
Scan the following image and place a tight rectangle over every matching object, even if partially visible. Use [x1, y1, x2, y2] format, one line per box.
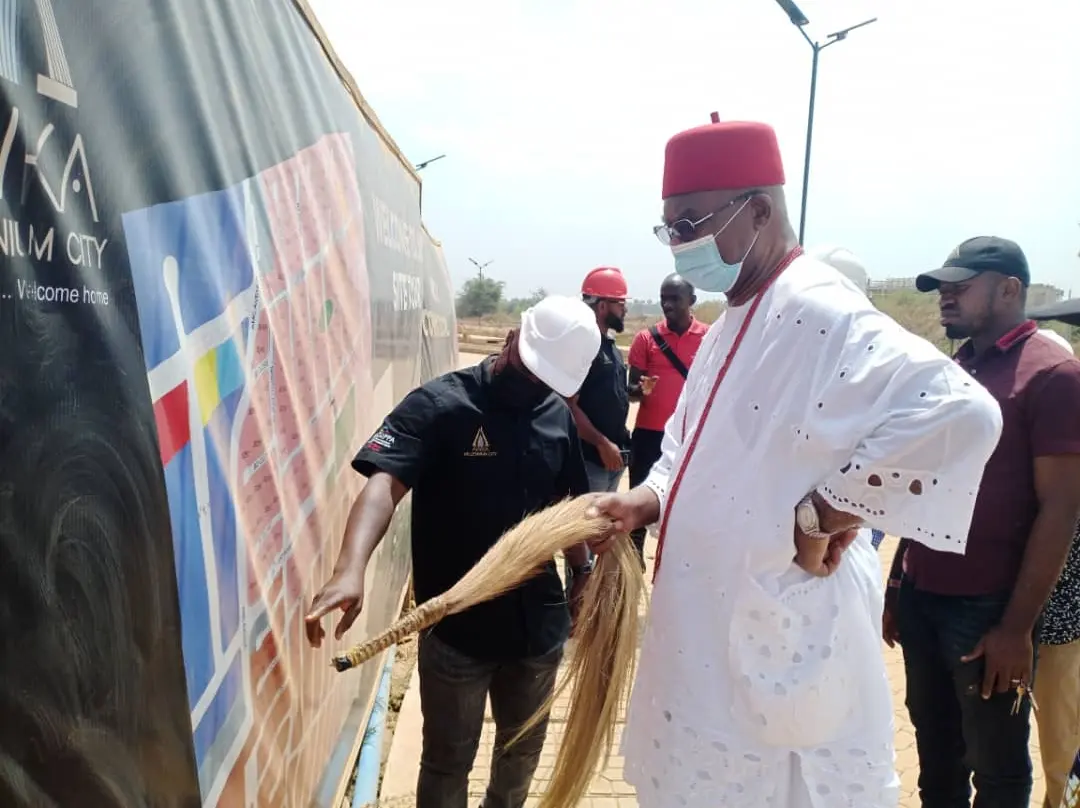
[898, 584, 1037, 808]
[628, 427, 664, 569]
[416, 632, 563, 808]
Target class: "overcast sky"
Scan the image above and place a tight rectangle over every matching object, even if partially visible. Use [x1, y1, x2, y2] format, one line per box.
[310, 0, 1080, 300]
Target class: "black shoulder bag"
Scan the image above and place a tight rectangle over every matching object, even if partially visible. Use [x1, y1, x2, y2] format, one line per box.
[649, 326, 689, 379]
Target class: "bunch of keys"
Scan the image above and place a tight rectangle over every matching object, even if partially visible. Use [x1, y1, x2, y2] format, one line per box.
[1010, 681, 1039, 716]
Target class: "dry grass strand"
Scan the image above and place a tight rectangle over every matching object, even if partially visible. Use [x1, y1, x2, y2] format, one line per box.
[332, 497, 615, 671]
[332, 496, 645, 808]
[509, 533, 643, 808]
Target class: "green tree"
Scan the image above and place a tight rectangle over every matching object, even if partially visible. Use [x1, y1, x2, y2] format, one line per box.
[456, 276, 505, 318]
[502, 287, 548, 316]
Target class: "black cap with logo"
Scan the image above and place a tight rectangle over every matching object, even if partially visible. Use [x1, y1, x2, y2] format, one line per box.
[916, 236, 1031, 293]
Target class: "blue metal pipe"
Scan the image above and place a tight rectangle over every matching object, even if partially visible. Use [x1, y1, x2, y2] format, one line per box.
[352, 645, 397, 808]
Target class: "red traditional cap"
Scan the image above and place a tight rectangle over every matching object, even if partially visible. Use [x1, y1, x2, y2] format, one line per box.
[662, 114, 786, 198]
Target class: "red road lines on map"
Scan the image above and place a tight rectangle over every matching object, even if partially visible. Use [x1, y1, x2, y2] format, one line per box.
[220, 134, 373, 808]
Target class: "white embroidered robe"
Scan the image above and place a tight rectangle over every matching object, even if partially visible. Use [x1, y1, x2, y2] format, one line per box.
[623, 256, 1003, 808]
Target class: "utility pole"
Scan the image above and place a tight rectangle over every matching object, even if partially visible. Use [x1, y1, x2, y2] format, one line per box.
[771, 0, 877, 245]
[468, 258, 493, 280]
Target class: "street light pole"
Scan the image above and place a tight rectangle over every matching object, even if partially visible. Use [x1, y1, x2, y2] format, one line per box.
[413, 156, 446, 216]
[801, 41, 820, 248]
[772, 0, 876, 245]
[468, 257, 493, 280]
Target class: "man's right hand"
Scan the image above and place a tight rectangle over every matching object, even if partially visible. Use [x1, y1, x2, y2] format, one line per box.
[793, 527, 858, 577]
[598, 439, 625, 472]
[305, 568, 366, 648]
[585, 488, 661, 553]
[640, 375, 659, 396]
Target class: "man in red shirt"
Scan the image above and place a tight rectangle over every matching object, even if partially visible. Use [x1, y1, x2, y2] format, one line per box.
[625, 273, 707, 567]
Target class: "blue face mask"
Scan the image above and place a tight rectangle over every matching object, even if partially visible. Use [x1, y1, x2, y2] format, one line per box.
[671, 199, 758, 294]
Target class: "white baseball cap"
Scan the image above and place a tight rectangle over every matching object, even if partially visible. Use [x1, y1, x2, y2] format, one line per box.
[809, 245, 869, 293]
[1038, 328, 1074, 355]
[518, 296, 600, 397]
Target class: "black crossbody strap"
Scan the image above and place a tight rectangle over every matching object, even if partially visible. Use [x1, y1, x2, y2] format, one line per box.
[649, 326, 689, 379]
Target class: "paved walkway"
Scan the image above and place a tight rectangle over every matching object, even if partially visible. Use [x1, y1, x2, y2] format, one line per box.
[379, 531, 1047, 807]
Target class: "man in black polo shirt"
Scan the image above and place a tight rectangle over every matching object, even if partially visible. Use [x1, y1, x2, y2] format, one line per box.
[304, 296, 601, 808]
[568, 266, 631, 493]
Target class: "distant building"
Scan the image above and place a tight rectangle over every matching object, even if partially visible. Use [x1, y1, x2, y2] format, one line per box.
[1027, 283, 1065, 308]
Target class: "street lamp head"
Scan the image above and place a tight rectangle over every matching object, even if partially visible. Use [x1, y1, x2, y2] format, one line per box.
[774, 0, 810, 26]
[415, 154, 447, 171]
[826, 17, 878, 41]
[773, 8, 879, 245]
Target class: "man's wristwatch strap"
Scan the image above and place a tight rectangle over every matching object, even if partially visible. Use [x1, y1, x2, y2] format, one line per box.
[571, 559, 595, 576]
[796, 493, 832, 540]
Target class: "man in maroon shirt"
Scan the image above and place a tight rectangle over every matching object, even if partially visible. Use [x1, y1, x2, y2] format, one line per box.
[883, 237, 1080, 808]
[625, 273, 707, 568]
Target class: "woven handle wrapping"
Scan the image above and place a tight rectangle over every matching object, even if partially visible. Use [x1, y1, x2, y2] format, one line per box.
[331, 596, 449, 672]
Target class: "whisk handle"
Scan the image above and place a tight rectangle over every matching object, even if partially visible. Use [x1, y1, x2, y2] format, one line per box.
[331, 597, 448, 672]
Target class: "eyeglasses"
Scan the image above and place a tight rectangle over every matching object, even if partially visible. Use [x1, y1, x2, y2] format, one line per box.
[652, 191, 758, 246]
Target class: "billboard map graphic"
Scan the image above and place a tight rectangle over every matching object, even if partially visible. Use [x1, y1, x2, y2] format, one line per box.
[124, 134, 374, 804]
[0, 1, 456, 805]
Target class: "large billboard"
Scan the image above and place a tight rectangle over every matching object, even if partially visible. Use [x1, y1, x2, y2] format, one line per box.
[0, 1, 455, 806]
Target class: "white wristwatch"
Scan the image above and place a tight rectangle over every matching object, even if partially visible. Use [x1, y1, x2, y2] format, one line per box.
[796, 493, 832, 540]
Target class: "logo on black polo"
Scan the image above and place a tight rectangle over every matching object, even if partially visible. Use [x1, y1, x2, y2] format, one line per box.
[364, 425, 395, 452]
[464, 426, 496, 457]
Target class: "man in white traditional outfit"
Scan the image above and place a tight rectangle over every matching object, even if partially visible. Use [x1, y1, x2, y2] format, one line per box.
[586, 114, 1005, 808]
